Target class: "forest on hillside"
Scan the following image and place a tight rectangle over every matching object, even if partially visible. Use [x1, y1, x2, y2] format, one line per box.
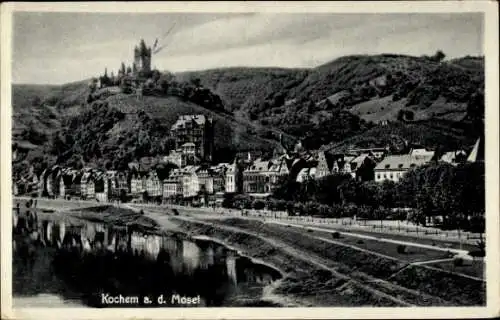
[12, 52, 484, 179]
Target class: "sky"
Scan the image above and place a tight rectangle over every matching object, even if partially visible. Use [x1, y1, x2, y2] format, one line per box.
[12, 12, 483, 84]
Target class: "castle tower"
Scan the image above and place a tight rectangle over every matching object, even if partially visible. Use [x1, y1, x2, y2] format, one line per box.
[133, 39, 152, 76]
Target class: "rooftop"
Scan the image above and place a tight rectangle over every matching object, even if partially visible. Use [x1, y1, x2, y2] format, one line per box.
[171, 114, 207, 130]
[351, 153, 373, 167]
[374, 154, 434, 171]
[245, 160, 271, 172]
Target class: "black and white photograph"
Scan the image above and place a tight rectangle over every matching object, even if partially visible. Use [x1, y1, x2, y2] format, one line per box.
[1, 1, 499, 319]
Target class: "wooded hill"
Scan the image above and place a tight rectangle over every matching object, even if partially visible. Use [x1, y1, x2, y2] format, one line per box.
[12, 52, 484, 178]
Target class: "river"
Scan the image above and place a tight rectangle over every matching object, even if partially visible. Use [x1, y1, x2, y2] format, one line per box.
[12, 213, 282, 308]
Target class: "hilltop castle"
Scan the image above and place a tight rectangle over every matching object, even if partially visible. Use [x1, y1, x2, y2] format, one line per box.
[117, 39, 152, 78]
[132, 39, 152, 77]
[93, 39, 155, 92]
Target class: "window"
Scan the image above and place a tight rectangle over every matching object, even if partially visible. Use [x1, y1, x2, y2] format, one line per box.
[377, 174, 381, 179]
[398, 164, 403, 169]
[410, 163, 416, 168]
[385, 164, 390, 169]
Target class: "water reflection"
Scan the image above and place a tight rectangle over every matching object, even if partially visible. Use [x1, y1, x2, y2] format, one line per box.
[13, 216, 282, 307]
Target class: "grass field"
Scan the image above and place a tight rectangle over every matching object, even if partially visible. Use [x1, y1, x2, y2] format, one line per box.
[286, 219, 479, 252]
[209, 217, 485, 306]
[428, 260, 485, 279]
[276, 224, 454, 263]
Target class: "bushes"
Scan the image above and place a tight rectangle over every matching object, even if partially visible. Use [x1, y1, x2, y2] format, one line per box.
[332, 232, 341, 239]
[453, 257, 463, 267]
[397, 245, 407, 254]
[252, 199, 266, 210]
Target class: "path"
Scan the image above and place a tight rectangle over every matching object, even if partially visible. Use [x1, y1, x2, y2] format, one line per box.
[267, 221, 484, 282]
[267, 221, 472, 258]
[168, 215, 415, 307]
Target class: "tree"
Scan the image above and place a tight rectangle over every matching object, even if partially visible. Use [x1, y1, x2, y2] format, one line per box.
[433, 50, 446, 62]
[190, 78, 201, 88]
[377, 180, 396, 209]
[151, 69, 161, 82]
[142, 190, 149, 202]
[338, 179, 360, 204]
[252, 199, 266, 210]
[120, 62, 126, 75]
[32, 96, 42, 107]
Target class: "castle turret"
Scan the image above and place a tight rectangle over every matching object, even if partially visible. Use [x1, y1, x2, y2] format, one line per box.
[133, 39, 152, 76]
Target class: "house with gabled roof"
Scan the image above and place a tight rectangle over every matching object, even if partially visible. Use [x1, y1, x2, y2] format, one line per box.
[93, 170, 108, 202]
[58, 168, 75, 198]
[145, 169, 163, 198]
[225, 162, 241, 194]
[349, 153, 377, 181]
[331, 154, 356, 175]
[130, 170, 147, 197]
[315, 151, 332, 179]
[467, 138, 484, 163]
[243, 157, 289, 195]
[80, 169, 95, 200]
[170, 114, 214, 161]
[297, 167, 317, 182]
[181, 165, 201, 198]
[440, 150, 468, 166]
[374, 152, 434, 183]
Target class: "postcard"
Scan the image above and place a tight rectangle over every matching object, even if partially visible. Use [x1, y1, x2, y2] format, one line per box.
[1, 1, 498, 319]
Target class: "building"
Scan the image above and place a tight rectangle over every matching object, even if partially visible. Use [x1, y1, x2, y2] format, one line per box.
[133, 39, 152, 76]
[267, 157, 290, 191]
[225, 163, 240, 193]
[130, 172, 147, 196]
[181, 166, 200, 198]
[409, 148, 435, 157]
[164, 150, 186, 168]
[197, 169, 214, 194]
[145, 170, 163, 198]
[296, 167, 317, 183]
[243, 160, 270, 194]
[315, 152, 331, 179]
[81, 170, 95, 200]
[40, 168, 53, 198]
[58, 168, 75, 199]
[440, 150, 468, 166]
[374, 153, 434, 183]
[349, 154, 377, 181]
[181, 142, 200, 165]
[348, 147, 387, 160]
[331, 155, 356, 175]
[106, 170, 129, 199]
[210, 164, 228, 194]
[163, 178, 183, 200]
[70, 171, 84, 198]
[467, 138, 484, 163]
[243, 157, 289, 195]
[94, 171, 108, 202]
[170, 115, 214, 162]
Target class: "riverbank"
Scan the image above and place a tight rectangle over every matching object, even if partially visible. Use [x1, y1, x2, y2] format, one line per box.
[164, 215, 485, 306]
[12, 198, 486, 307]
[13, 199, 287, 308]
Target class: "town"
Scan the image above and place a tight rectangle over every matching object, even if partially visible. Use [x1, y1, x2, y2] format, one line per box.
[12, 39, 485, 222]
[10, 12, 488, 310]
[13, 111, 483, 211]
